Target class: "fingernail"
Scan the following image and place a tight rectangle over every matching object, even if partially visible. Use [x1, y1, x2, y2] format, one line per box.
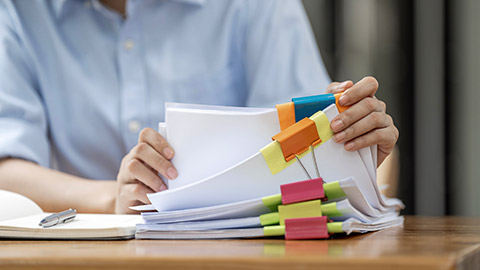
[331, 120, 344, 131]
[167, 167, 178, 179]
[163, 148, 174, 159]
[339, 94, 349, 105]
[336, 81, 349, 91]
[345, 141, 356, 151]
[334, 131, 346, 143]
[158, 184, 167, 192]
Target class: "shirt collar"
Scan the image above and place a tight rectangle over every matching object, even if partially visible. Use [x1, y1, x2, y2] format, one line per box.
[54, 0, 206, 18]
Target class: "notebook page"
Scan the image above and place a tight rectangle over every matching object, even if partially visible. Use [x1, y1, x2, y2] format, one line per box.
[0, 190, 43, 222]
[0, 214, 142, 230]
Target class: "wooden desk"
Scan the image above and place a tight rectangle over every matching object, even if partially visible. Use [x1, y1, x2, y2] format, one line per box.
[0, 216, 479, 270]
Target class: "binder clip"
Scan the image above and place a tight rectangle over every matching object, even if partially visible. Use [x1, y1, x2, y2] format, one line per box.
[273, 93, 351, 180]
[292, 93, 349, 121]
[284, 216, 330, 240]
[276, 93, 349, 131]
[278, 200, 323, 225]
[272, 118, 323, 180]
[262, 210, 344, 239]
[280, 178, 326, 205]
[260, 198, 345, 226]
[259, 199, 323, 227]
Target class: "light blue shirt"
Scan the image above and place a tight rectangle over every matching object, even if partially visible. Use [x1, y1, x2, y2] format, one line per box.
[0, 0, 330, 180]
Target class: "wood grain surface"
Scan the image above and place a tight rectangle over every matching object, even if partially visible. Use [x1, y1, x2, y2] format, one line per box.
[0, 216, 479, 270]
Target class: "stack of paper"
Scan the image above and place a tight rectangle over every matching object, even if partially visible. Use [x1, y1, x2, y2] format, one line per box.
[134, 94, 404, 240]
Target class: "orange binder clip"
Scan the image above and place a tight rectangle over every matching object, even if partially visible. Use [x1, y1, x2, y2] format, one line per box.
[333, 93, 349, 113]
[272, 117, 325, 181]
[272, 118, 322, 162]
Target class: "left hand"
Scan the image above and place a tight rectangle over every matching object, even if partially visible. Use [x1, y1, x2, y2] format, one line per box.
[115, 128, 176, 213]
[326, 76, 399, 167]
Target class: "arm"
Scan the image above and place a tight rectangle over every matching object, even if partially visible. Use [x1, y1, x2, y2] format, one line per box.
[0, 159, 116, 213]
[0, 5, 90, 212]
[0, 127, 176, 214]
[0, 4, 175, 214]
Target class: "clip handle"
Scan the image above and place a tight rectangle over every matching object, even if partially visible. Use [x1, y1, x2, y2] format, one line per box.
[272, 118, 321, 162]
[284, 216, 330, 240]
[280, 178, 325, 205]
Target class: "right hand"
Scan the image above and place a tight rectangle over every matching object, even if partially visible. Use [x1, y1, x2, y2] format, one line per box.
[115, 128, 177, 214]
[326, 77, 399, 167]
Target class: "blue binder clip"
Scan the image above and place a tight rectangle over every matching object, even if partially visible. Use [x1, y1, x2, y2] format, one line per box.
[292, 93, 336, 122]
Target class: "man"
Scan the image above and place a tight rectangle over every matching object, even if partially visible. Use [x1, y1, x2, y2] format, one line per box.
[0, 0, 398, 213]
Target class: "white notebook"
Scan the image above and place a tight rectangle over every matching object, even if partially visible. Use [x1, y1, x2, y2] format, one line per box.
[0, 190, 142, 240]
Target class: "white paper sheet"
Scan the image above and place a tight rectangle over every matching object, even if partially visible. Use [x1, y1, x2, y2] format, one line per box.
[137, 216, 262, 231]
[329, 199, 396, 223]
[135, 215, 404, 240]
[322, 106, 403, 211]
[148, 105, 390, 212]
[342, 215, 404, 234]
[165, 102, 280, 189]
[141, 197, 271, 224]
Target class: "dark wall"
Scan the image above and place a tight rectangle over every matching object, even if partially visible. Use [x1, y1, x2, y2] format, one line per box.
[302, 0, 415, 214]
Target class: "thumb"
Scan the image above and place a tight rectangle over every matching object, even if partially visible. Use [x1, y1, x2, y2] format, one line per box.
[325, 80, 353, 94]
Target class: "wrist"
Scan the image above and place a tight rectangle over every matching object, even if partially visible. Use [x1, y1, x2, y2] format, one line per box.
[97, 180, 117, 213]
[80, 180, 117, 213]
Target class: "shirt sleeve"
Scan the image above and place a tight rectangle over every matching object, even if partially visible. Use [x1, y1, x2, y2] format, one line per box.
[244, 0, 331, 107]
[0, 3, 50, 167]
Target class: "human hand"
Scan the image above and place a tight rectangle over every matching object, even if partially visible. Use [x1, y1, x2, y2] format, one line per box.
[115, 128, 177, 213]
[326, 76, 399, 167]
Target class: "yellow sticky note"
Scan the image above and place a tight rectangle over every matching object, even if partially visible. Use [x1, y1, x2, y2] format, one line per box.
[260, 110, 333, 175]
[259, 141, 295, 175]
[310, 110, 333, 143]
[278, 200, 323, 225]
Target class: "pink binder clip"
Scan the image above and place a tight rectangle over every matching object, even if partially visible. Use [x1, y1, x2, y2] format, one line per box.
[284, 216, 329, 240]
[280, 178, 325, 205]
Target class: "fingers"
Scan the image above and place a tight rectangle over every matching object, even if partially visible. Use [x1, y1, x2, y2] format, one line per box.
[333, 111, 393, 145]
[343, 124, 398, 155]
[337, 76, 379, 106]
[129, 141, 178, 180]
[116, 128, 177, 213]
[331, 97, 386, 134]
[327, 76, 399, 167]
[125, 158, 167, 192]
[138, 128, 175, 159]
[325, 80, 353, 94]
[115, 182, 155, 214]
[126, 182, 155, 205]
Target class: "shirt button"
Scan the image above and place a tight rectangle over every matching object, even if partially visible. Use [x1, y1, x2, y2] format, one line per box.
[124, 39, 134, 50]
[128, 120, 141, 133]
